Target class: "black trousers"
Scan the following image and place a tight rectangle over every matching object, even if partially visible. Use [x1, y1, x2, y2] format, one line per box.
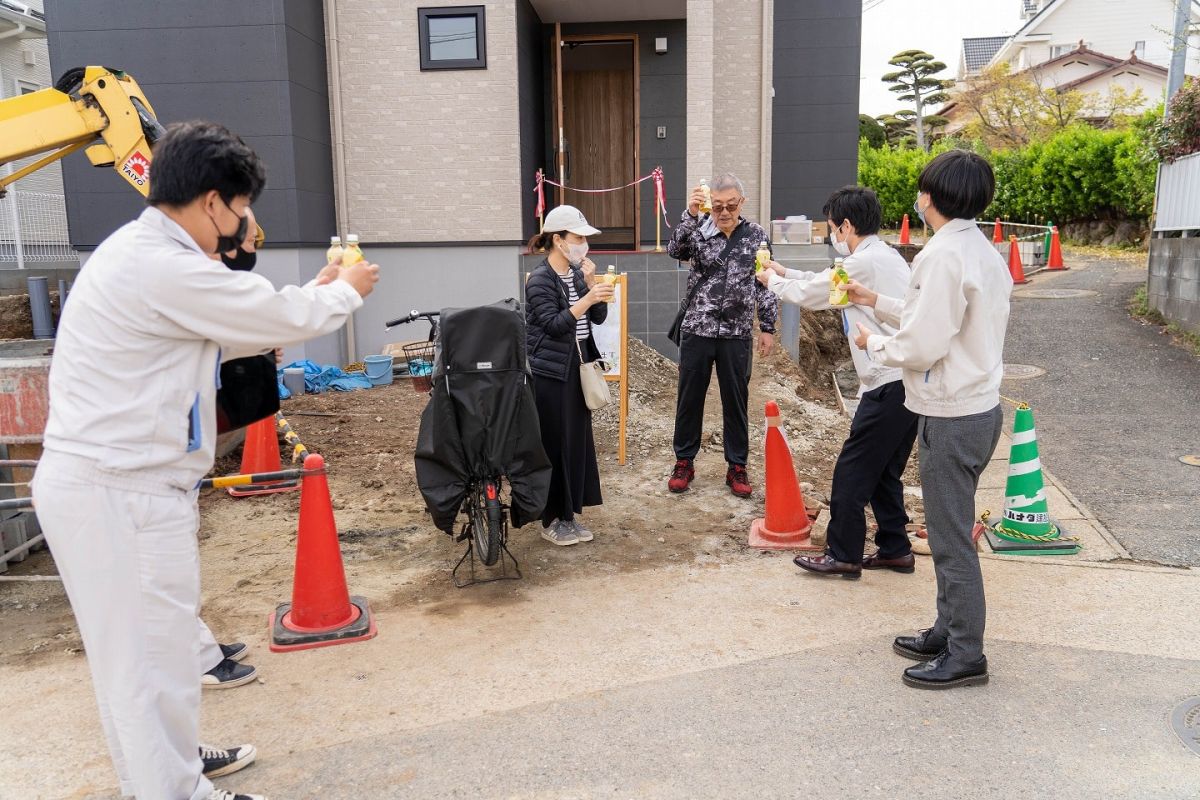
[825, 380, 919, 563]
[673, 333, 752, 466]
[533, 346, 602, 526]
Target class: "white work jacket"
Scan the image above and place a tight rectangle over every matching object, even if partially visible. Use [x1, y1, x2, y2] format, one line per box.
[41, 207, 362, 493]
[766, 235, 909, 395]
[865, 218, 1013, 418]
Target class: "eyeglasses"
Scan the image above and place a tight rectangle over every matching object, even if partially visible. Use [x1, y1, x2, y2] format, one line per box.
[710, 200, 743, 214]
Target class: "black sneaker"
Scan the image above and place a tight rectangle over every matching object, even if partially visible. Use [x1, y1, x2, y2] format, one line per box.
[206, 790, 267, 800]
[201, 743, 257, 779]
[202, 658, 258, 689]
[220, 642, 249, 663]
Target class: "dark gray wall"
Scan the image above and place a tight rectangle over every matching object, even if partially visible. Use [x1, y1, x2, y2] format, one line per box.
[1148, 236, 1200, 335]
[517, 0, 547, 243]
[554, 20, 687, 248]
[772, 1, 861, 220]
[44, 0, 334, 249]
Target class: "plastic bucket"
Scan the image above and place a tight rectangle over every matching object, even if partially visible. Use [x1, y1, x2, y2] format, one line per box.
[402, 342, 435, 393]
[283, 367, 306, 396]
[364, 354, 395, 386]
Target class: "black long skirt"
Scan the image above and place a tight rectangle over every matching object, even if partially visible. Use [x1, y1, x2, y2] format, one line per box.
[533, 346, 602, 526]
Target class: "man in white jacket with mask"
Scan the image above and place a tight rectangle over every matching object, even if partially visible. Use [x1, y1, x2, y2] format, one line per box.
[31, 121, 379, 800]
[756, 186, 918, 579]
[847, 150, 1012, 691]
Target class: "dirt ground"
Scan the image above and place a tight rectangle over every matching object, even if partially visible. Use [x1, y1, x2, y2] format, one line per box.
[0, 292, 62, 340]
[0, 311, 924, 672]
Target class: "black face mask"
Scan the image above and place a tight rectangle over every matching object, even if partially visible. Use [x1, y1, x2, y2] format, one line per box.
[211, 198, 249, 255]
[221, 247, 257, 271]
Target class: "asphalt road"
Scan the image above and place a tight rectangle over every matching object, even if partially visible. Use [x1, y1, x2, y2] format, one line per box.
[1001, 255, 1200, 566]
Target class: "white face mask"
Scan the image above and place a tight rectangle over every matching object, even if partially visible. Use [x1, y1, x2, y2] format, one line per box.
[562, 241, 589, 266]
[830, 225, 851, 257]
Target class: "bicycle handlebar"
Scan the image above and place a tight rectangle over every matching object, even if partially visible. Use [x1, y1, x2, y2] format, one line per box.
[384, 310, 441, 328]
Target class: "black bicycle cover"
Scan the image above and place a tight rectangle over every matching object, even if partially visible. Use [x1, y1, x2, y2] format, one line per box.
[414, 299, 551, 533]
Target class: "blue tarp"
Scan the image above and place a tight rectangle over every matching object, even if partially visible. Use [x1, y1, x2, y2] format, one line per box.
[277, 360, 372, 399]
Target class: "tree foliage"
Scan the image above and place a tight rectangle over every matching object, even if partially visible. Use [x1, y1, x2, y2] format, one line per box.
[859, 114, 886, 148]
[954, 63, 1147, 148]
[1149, 77, 1200, 162]
[881, 49, 953, 152]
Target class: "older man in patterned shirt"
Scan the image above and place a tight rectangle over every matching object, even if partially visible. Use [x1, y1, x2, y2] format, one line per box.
[666, 172, 778, 498]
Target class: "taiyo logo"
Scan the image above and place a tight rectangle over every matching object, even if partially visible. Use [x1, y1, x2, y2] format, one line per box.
[121, 151, 150, 187]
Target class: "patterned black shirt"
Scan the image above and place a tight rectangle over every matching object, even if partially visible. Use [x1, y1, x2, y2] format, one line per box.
[667, 210, 779, 339]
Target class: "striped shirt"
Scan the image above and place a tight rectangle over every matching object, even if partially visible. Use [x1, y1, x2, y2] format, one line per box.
[560, 274, 590, 341]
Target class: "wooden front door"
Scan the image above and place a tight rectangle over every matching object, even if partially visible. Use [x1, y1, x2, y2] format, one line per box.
[556, 36, 639, 249]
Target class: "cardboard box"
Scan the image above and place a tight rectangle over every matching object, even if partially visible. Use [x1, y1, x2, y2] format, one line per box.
[810, 221, 829, 244]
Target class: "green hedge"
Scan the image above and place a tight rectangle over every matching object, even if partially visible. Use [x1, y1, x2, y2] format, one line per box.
[857, 124, 1156, 226]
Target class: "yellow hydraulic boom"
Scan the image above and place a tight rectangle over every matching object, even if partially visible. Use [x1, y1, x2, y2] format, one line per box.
[0, 66, 164, 198]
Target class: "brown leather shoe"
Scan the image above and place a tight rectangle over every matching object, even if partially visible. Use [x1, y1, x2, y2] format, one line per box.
[793, 553, 862, 579]
[861, 552, 916, 573]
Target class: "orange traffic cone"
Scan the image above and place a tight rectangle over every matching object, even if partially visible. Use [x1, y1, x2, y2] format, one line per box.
[228, 415, 299, 497]
[269, 453, 377, 652]
[1046, 226, 1067, 270]
[992, 218, 1003, 244]
[898, 214, 911, 245]
[750, 402, 820, 551]
[1007, 235, 1029, 285]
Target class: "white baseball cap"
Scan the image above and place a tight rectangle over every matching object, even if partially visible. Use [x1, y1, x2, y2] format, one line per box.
[543, 204, 601, 236]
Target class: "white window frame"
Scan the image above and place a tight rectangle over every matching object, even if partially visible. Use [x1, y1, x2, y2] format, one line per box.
[1134, 40, 1146, 59]
[15, 79, 41, 96]
[1050, 42, 1088, 59]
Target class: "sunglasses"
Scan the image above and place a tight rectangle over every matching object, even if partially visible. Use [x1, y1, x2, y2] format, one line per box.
[710, 200, 743, 214]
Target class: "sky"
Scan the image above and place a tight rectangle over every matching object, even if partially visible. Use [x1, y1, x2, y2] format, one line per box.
[859, 0, 1027, 116]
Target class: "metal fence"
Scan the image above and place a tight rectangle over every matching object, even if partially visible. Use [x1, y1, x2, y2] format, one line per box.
[975, 220, 1048, 268]
[0, 191, 80, 267]
[1154, 152, 1200, 232]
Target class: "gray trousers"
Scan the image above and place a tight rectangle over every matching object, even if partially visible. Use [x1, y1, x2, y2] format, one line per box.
[919, 406, 1004, 662]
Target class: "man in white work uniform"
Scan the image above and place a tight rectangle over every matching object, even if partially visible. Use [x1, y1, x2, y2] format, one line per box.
[756, 186, 917, 579]
[31, 121, 379, 800]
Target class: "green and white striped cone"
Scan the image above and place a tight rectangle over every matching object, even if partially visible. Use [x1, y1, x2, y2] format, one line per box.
[996, 405, 1057, 540]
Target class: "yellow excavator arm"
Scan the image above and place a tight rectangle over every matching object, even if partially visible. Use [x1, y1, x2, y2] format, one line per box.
[0, 66, 163, 198]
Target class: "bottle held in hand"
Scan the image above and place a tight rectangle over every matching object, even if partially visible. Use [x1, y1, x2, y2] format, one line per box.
[326, 236, 344, 266]
[603, 265, 618, 302]
[829, 258, 850, 306]
[755, 244, 771, 274]
[699, 179, 712, 214]
[342, 233, 364, 267]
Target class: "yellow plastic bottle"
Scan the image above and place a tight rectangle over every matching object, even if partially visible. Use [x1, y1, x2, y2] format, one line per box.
[829, 258, 850, 306]
[325, 236, 344, 267]
[603, 265, 618, 302]
[342, 233, 364, 267]
[699, 179, 712, 215]
[755, 244, 771, 273]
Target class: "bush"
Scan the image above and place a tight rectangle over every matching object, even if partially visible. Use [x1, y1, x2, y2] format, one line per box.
[856, 124, 1155, 225]
[1151, 77, 1200, 162]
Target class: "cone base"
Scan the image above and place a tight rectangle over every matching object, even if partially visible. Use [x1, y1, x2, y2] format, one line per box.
[268, 595, 377, 652]
[1045, 265, 1068, 271]
[749, 517, 821, 551]
[228, 480, 299, 498]
[983, 525, 1079, 556]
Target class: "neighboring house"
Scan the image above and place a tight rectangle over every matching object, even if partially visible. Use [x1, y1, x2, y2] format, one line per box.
[46, 0, 862, 362]
[0, 0, 72, 269]
[941, 0, 1200, 136]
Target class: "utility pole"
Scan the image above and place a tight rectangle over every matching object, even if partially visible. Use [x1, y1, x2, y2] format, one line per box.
[1166, 0, 1190, 117]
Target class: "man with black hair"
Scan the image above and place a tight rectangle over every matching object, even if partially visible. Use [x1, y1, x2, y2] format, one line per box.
[757, 185, 917, 579]
[847, 150, 1012, 690]
[32, 121, 378, 800]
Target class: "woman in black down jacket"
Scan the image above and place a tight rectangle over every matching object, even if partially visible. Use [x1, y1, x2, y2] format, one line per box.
[525, 205, 614, 546]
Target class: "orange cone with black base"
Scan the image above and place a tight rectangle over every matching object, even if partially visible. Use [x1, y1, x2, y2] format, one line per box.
[750, 402, 820, 550]
[1047, 226, 1067, 270]
[898, 214, 911, 245]
[1007, 235, 1029, 285]
[228, 416, 299, 497]
[269, 453, 376, 652]
[992, 218, 1003, 243]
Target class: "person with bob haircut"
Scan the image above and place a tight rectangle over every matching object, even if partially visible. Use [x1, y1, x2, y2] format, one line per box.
[844, 149, 1012, 690]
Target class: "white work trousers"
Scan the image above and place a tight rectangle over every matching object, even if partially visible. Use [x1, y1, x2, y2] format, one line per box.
[32, 452, 213, 800]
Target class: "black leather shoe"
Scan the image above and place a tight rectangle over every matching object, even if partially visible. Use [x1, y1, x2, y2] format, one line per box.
[862, 552, 916, 573]
[794, 553, 862, 579]
[902, 649, 988, 690]
[893, 628, 947, 661]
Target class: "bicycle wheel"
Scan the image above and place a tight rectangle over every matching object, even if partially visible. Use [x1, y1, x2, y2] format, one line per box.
[473, 480, 503, 566]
